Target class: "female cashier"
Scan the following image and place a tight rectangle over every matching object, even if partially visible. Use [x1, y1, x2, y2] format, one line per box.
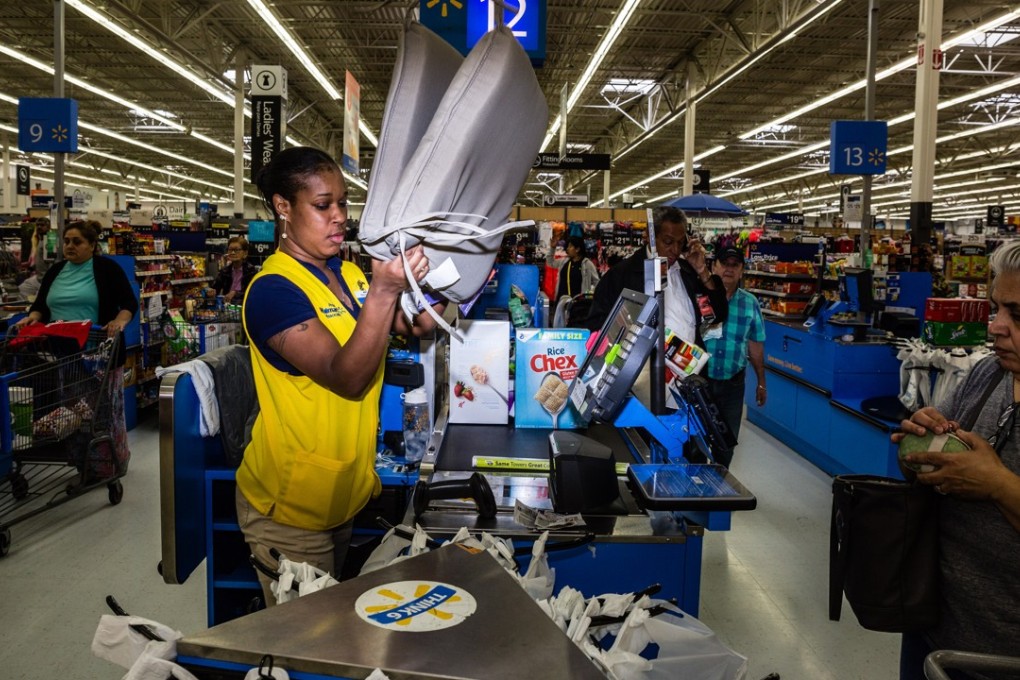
[239, 146, 443, 603]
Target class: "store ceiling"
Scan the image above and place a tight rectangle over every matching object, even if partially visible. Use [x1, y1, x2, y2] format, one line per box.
[0, 0, 1018, 223]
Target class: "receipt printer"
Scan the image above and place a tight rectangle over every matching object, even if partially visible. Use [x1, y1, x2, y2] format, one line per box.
[548, 431, 619, 513]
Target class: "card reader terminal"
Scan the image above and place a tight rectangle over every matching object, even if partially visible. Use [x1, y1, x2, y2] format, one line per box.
[570, 289, 659, 423]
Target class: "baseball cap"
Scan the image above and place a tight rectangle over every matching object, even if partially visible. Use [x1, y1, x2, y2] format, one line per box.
[714, 246, 744, 264]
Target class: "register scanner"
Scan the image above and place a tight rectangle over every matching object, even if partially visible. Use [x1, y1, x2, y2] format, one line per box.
[807, 267, 882, 340]
[563, 289, 755, 514]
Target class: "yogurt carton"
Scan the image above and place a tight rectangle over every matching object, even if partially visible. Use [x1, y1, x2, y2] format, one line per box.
[515, 328, 590, 429]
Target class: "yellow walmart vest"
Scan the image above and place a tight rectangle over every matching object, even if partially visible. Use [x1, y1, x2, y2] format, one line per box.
[237, 252, 383, 531]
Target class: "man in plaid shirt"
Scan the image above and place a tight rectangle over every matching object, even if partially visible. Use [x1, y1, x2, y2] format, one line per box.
[703, 246, 766, 467]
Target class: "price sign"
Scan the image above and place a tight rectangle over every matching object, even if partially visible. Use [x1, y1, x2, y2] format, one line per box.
[829, 120, 887, 175]
[18, 98, 78, 153]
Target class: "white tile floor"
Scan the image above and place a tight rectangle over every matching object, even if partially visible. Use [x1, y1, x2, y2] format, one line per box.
[0, 410, 903, 679]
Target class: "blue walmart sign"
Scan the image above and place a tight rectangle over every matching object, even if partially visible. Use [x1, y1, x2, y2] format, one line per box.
[421, 0, 546, 64]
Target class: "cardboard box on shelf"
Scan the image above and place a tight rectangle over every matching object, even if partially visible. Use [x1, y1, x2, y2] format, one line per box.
[922, 321, 987, 347]
[449, 320, 511, 425]
[924, 298, 990, 323]
[775, 300, 807, 315]
[514, 328, 589, 429]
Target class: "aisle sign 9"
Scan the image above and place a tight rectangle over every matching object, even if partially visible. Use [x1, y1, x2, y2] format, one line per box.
[18, 98, 78, 153]
[829, 120, 887, 175]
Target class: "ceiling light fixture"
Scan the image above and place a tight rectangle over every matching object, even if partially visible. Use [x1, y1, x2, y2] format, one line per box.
[607, 0, 846, 166]
[244, 0, 378, 147]
[738, 7, 1020, 140]
[590, 145, 726, 207]
[540, 0, 642, 152]
[65, 0, 236, 108]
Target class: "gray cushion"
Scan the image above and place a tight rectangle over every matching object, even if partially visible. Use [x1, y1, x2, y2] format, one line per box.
[360, 21, 463, 245]
[361, 24, 548, 303]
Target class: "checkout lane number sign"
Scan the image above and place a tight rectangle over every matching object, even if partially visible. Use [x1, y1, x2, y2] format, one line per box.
[355, 580, 477, 632]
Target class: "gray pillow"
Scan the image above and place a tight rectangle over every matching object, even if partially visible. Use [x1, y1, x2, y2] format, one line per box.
[361, 24, 548, 303]
[360, 20, 463, 246]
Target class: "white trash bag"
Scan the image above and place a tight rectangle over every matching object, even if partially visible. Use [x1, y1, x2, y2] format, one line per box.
[589, 599, 748, 680]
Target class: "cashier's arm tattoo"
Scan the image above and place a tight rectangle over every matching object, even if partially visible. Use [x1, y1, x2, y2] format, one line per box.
[268, 323, 309, 355]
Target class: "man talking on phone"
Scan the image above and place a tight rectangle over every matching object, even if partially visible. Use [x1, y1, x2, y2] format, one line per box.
[586, 206, 727, 353]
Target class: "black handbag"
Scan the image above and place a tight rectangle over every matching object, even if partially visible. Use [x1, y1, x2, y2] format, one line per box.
[829, 474, 939, 632]
[828, 367, 1003, 633]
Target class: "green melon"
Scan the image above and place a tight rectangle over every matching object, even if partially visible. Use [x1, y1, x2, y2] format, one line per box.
[898, 431, 970, 472]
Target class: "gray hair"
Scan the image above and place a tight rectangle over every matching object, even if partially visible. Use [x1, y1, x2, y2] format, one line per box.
[652, 206, 688, 235]
[990, 240, 1020, 278]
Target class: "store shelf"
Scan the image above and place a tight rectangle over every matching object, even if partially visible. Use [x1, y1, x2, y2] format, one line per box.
[135, 255, 174, 262]
[761, 309, 808, 320]
[140, 290, 169, 299]
[744, 270, 816, 280]
[746, 288, 814, 299]
[170, 276, 213, 286]
[135, 269, 172, 277]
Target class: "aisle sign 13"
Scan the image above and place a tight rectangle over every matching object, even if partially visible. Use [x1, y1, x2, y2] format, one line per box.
[829, 120, 887, 175]
[18, 98, 78, 153]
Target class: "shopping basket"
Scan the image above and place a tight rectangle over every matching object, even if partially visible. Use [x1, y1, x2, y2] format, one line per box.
[0, 323, 128, 556]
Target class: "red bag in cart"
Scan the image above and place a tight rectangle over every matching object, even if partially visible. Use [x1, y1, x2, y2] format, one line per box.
[8, 321, 92, 351]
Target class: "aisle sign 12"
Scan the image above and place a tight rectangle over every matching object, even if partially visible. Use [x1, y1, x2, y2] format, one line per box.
[829, 120, 887, 175]
[467, 0, 545, 58]
[18, 98, 78, 153]
[421, 0, 546, 63]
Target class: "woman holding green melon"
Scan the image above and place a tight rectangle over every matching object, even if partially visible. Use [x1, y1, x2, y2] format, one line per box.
[893, 242, 1020, 679]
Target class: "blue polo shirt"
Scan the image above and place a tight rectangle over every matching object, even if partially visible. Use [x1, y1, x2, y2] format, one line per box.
[244, 256, 367, 374]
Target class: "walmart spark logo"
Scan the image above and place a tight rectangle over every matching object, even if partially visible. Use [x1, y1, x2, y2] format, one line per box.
[426, 0, 463, 18]
[355, 580, 477, 632]
[51, 123, 68, 143]
[868, 148, 886, 167]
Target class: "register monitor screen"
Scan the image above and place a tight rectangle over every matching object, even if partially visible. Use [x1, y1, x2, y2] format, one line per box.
[842, 267, 876, 314]
[569, 289, 659, 424]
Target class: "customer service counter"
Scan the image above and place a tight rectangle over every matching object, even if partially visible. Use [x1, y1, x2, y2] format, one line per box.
[745, 318, 907, 477]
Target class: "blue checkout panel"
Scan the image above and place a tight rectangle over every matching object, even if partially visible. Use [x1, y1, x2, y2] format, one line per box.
[162, 370, 725, 631]
[159, 372, 418, 627]
[746, 318, 905, 477]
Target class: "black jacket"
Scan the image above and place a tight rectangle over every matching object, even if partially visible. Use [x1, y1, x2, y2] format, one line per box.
[585, 249, 728, 349]
[212, 260, 259, 297]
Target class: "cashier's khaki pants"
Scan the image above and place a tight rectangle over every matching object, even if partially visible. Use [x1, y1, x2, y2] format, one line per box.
[235, 487, 354, 607]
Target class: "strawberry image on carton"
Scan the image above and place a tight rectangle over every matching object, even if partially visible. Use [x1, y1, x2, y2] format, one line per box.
[449, 320, 511, 424]
[515, 328, 590, 429]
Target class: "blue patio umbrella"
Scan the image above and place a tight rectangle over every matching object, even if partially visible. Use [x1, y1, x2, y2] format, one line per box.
[662, 193, 746, 216]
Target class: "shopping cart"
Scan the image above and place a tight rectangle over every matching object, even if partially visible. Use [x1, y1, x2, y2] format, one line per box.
[0, 324, 128, 556]
[924, 650, 1020, 679]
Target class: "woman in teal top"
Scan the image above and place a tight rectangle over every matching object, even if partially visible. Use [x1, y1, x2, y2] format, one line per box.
[13, 221, 138, 480]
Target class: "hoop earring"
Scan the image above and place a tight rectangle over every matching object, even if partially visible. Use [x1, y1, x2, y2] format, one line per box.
[280, 215, 289, 240]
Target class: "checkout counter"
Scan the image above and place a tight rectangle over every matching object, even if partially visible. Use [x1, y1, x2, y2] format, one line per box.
[745, 268, 932, 477]
[159, 289, 755, 679]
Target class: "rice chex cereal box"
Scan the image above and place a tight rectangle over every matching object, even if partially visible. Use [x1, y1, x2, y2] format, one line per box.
[515, 328, 590, 429]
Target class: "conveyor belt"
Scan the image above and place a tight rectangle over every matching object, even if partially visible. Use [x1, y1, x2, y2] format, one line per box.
[435, 422, 637, 470]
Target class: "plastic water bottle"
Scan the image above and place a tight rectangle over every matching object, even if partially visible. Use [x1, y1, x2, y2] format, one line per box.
[401, 387, 430, 464]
